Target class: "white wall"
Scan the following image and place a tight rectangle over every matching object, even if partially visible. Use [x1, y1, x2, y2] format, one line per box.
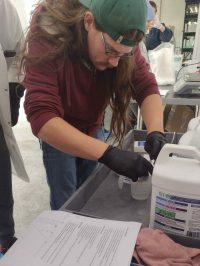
[193, 5, 200, 61]
[11, 0, 186, 49]
[10, 0, 38, 30]
[153, 0, 185, 49]
[161, 0, 185, 48]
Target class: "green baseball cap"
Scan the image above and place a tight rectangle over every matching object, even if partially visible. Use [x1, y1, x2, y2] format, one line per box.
[79, 0, 147, 47]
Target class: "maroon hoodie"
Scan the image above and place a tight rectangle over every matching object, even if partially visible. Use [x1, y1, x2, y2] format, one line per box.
[24, 38, 159, 136]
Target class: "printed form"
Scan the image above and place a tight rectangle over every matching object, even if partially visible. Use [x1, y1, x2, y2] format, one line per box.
[0, 210, 141, 266]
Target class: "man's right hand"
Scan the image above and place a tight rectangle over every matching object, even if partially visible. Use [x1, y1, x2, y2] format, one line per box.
[98, 146, 153, 182]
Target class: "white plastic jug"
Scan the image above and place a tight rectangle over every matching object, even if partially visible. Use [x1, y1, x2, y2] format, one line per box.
[179, 117, 200, 150]
[150, 144, 200, 240]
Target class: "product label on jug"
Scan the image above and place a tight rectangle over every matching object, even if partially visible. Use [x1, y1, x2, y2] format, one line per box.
[153, 191, 200, 239]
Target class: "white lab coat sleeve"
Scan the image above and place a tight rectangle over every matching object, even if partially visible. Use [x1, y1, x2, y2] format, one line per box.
[0, 0, 29, 182]
[0, 0, 24, 81]
[0, 45, 29, 182]
[0, 0, 23, 52]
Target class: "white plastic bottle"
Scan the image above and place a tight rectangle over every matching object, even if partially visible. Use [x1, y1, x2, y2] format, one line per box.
[150, 144, 200, 240]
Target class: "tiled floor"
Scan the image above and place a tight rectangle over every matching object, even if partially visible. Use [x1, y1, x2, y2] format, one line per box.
[12, 108, 49, 237]
[12, 104, 113, 237]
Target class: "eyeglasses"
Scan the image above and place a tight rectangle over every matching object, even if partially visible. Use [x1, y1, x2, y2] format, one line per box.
[100, 32, 134, 59]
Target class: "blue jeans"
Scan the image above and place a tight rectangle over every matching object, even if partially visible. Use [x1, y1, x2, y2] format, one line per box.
[41, 129, 105, 210]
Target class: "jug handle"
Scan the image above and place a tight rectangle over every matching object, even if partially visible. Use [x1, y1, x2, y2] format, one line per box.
[157, 144, 200, 163]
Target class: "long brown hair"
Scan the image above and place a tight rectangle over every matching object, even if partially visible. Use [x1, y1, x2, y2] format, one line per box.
[21, 0, 144, 145]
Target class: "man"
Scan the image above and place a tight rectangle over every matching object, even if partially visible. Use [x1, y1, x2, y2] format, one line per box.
[139, 0, 156, 62]
[0, 0, 29, 257]
[146, 0, 173, 50]
[22, 0, 167, 210]
[128, 0, 156, 131]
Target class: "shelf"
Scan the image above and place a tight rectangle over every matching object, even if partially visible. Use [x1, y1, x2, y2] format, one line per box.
[182, 48, 194, 52]
[182, 2, 199, 61]
[183, 31, 196, 36]
[185, 13, 198, 20]
[185, 13, 198, 18]
[185, 0, 200, 4]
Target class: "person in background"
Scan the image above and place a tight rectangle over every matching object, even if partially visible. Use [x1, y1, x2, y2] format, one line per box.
[0, 0, 29, 257]
[139, 0, 156, 63]
[146, 0, 173, 50]
[127, 0, 156, 131]
[22, 0, 167, 210]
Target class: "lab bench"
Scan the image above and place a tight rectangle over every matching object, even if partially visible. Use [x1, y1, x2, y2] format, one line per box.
[136, 85, 200, 130]
[60, 130, 200, 266]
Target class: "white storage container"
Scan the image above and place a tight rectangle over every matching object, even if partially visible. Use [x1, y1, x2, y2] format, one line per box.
[150, 144, 200, 240]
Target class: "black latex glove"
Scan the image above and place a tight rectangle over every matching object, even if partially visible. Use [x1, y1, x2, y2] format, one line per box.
[98, 146, 153, 182]
[145, 131, 167, 160]
[9, 82, 25, 126]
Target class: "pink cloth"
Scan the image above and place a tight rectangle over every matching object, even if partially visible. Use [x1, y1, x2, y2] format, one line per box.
[133, 228, 200, 266]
